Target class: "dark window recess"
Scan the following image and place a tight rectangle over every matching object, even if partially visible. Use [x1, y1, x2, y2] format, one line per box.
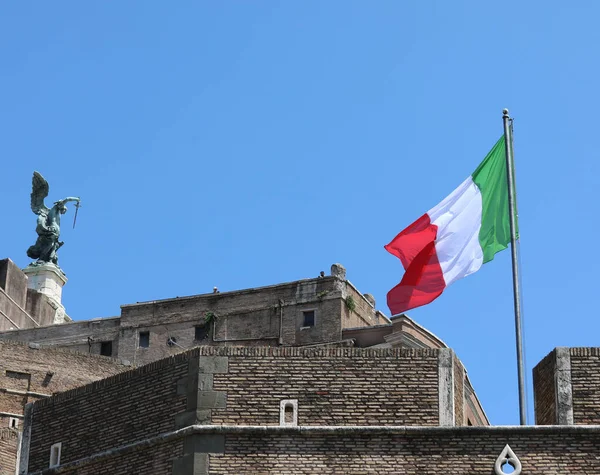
[195, 324, 209, 341]
[167, 336, 177, 347]
[302, 310, 315, 327]
[100, 341, 112, 357]
[284, 404, 294, 424]
[139, 331, 150, 348]
[6, 370, 29, 380]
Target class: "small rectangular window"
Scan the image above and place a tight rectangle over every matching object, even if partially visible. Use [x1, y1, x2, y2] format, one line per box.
[6, 370, 29, 380]
[100, 341, 112, 356]
[49, 442, 61, 468]
[195, 325, 208, 341]
[8, 417, 19, 429]
[302, 310, 315, 327]
[279, 399, 298, 426]
[139, 331, 150, 348]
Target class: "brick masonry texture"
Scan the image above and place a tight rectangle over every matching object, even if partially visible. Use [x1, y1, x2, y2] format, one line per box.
[0, 317, 122, 358]
[209, 428, 600, 474]
[42, 439, 184, 475]
[25, 346, 441, 473]
[117, 276, 381, 366]
[1, 273, 386, 368]
[117, 277, 349, 366]
[453, 355, 464, 426]
[22, 346, 600, 474]
[533, 349, 557, 425]
[340, 284, 377, 330]
[534, 347, 600, 425]
[0, 340, 127, 474]
[26, 352, 191, 473]
[208, 347, 440, 426]
[570, 347, 600, 424]
[0, 428, 19, 475]
[0, 340, 127, 416]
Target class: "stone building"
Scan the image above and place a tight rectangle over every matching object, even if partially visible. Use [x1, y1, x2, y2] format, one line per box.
[0, 264, 390, 366]
[16, 345, 600, 474]
[0, 340, 128, 473]
[2, 257, 600, 474]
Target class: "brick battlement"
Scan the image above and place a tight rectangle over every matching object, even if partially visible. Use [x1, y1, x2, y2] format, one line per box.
[32, 350, 196, 410]
[570, 347, 600, 356]
[534, 347, 600, 425]
[32, 346, 439, 410]
[196, 346, 439, 358]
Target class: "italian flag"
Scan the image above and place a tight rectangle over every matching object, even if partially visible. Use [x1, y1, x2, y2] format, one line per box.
[385, 137, 516, 315]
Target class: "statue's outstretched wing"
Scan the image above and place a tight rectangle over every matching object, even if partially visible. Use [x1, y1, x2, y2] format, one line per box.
[31, 171, 50, 215]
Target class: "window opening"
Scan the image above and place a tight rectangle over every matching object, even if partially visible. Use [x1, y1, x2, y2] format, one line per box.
[302, 310, 315, 327]
[49, 442, 62, 468]
[279, 399, 298, 426]
[6, 370, 29, 380]
[284, 404, 294, 424]
[139, 331, 150, 348]
[195, 325, 209, 341]
[100, 341, 112, 356]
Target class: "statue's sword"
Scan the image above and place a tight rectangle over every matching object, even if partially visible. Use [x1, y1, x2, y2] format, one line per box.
[73, 201, 81, 229]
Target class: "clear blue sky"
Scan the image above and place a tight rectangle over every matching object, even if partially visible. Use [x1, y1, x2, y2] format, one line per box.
[2, 2, 598, 425]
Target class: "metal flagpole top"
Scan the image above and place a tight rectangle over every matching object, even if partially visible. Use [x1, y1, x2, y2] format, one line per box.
[503, 108, 510, 117]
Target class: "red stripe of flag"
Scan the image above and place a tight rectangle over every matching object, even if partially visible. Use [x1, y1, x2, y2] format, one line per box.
[384, 214, 446, 315]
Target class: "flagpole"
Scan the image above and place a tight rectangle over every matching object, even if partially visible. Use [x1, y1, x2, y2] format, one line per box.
[502, 108, 527, 425]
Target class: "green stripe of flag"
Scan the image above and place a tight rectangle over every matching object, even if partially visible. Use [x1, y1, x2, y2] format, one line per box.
[471, 136, 518, 263]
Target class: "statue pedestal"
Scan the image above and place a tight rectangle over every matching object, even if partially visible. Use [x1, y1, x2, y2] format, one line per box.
[22, 264, 69, 324]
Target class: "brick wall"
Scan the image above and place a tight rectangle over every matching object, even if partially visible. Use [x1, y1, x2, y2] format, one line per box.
[50, 439, 184, 475]
[118, 277, 354, 365]
[0, 428, 19, 475]
[24, 346, 444, 473]
[570, 347, 600, 424]
[24, 345, 488, 473]
[26, 352, 191, 473]
[0, 318, 121, 355]
[208, 427, 600, 474]
[24, 426, 600, 475]
[533, 347, 600, 425]
[453, 355, 464, 426]
[464, 377, 489, 426]
[1, 272, 388, 367]
[0, 340, 127, 417]
[339, 282, 379, 330]
[208, 347, 440, 426]
[0, 340, 127, 475]
[533, 349, 557, 425]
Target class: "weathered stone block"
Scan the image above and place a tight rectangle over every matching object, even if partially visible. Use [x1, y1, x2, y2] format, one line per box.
[198, 356, 228, 374]
[197, 391, 227, 409]
[172, 452, 209, 475]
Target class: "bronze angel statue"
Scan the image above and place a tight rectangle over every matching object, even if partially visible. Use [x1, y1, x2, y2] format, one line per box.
[27, 171, 80, 267]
